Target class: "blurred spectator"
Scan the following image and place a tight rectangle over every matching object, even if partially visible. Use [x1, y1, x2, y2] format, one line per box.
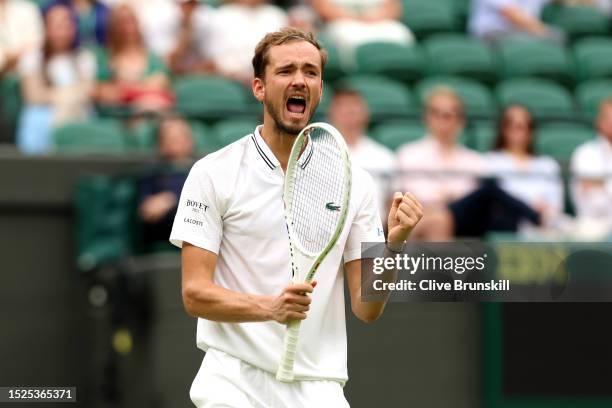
[0, 0, 44, 79]
[395, 87, 485, 208]
[166, 0, 216, 75]
[206, 0, 287, 83]
[93, 4, 173, 114]
[138, 116, 195, 249]
[312, 0, 413, 63]
[394, 87, 486, 240]
[16, 4, 96, 154]
[487, 105, 563, 223]
[288, 4, 318, 33]
[123, 0, 215, 75]
[407, 105, 552, 240]
[469, 0, 563, 45]
[328, 87, 395, 221]
[562, 0, 612, 15]
[43, 0, 110, 47]
[570, 99, 612, 231]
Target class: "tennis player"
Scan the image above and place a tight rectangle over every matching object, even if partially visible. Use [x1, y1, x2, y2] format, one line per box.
[169, 27, 423, 407]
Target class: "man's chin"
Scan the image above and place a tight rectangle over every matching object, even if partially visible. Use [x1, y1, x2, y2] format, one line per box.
[279, 117, 309, 136]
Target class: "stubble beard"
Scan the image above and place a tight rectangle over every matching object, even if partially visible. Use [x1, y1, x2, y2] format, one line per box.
[264, 95, 318, 137]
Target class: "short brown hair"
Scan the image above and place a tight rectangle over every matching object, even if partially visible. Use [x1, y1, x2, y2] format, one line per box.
[252, 27, 327, 79]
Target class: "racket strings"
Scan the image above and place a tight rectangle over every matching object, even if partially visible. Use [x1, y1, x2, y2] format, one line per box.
[290, 129, 347, 254]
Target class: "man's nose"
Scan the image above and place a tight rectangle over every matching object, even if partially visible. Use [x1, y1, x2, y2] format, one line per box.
[291, 71, 306, 87]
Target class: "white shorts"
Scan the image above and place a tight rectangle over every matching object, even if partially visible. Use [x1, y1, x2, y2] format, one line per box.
[190, 348, 350, 408]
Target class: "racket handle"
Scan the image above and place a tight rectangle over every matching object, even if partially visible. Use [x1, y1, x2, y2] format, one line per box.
[276, 319, 302, 382]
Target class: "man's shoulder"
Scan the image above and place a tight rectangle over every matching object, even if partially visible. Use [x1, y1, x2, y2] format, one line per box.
[191, 135, 251, 177]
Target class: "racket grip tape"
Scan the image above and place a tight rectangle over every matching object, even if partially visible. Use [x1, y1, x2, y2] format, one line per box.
[276, 319, 302, 382]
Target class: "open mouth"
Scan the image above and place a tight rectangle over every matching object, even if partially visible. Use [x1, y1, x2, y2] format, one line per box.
[286, 96, 307, 115]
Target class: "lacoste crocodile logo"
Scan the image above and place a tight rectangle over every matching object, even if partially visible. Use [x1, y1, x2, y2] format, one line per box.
[325, 202, 341, 211]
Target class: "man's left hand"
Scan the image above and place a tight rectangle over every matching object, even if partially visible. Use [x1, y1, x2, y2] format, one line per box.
[387, 192, 423, 246]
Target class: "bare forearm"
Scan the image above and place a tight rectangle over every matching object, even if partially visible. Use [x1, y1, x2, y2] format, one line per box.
[182, 282, 274, 322]
[350, 248, 399, 322]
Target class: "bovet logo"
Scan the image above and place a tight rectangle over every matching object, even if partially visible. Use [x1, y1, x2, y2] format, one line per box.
[186, 199, 209, 212]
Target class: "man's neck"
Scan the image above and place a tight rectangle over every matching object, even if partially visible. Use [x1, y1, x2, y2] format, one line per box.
[260, 119, 297, 171]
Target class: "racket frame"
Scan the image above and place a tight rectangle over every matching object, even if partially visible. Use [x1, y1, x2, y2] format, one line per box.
[276, 122, 352, 382]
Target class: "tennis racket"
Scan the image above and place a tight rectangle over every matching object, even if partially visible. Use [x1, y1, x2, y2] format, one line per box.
[276, 122, 352, 382]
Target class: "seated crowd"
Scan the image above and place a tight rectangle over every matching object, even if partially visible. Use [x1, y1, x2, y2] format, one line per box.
[1, 0, 611, 244]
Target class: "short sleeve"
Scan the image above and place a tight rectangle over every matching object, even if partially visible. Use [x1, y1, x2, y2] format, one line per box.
[343, 171, 386, 263]
[169, 163, 223, 253]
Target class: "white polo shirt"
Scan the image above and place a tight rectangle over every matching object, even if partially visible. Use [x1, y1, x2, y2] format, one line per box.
[170, 126, 384, 384]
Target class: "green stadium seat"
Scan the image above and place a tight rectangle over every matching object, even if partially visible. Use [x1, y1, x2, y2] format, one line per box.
[53, 119, 127, 154]
[415, 76, 497, 119]
[340, 75, 416, 122]
[573, 37, 612, 82]
[189, 121, 214, 154]
[354, 42, 426, 84]
[371, 121, 425, 150]
[447, 0, 470, 28]
[535, 122, 595, 164]
[75, 175, 137, 271]
[469, 121, 497, 152]
[422, 34, 497, 85]
[175, 76, 251, 120]
[401, 0, 459, 40]
[545, 5, 609, 41]
[126, 120, 157, 152]
[319, 36, 347, 81]
[313, 85, 333, 121]
[210, 118, 259, 151]
[498, 39, 574, 88]
[496, 78, 575, 121]
[0, 74, 21, 144]
[576, 79, 612, 120]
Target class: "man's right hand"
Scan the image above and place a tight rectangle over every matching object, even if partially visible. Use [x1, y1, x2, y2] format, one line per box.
[269, 282, 316, 324]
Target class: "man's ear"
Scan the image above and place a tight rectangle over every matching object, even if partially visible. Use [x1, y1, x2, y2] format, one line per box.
[252, 77, 265, 103]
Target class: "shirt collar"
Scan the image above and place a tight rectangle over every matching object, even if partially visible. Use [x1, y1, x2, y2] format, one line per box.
[252, 125, 279, 170]
[251, 125, 315, 170]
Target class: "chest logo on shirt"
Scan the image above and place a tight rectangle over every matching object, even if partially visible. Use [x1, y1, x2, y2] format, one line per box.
[325, 202, 341, 211]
